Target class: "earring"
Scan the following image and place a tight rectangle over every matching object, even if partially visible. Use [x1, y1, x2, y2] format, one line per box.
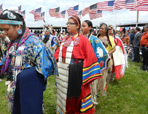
[17, 29, 22, 35]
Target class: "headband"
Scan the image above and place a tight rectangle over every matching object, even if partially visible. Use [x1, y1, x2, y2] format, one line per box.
[71, 16, 80, 27]
[0, 19, 23, 25]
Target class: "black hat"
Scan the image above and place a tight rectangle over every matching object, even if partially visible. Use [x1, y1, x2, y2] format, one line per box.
[0, 9, 24, 25]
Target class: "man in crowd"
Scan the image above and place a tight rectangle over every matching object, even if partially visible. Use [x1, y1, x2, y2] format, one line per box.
[133, 27, 141, 62]
[41, 28, 57, 53]
[140, 24, 148, 71]
[129, 28, 135, 61]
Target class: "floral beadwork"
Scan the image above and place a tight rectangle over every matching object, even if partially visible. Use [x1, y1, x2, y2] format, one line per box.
[63, 34, 80, 47]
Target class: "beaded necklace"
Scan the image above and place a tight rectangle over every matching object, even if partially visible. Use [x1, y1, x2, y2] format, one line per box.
[63, 33, 79, 47]
[1, 28, 33, 75]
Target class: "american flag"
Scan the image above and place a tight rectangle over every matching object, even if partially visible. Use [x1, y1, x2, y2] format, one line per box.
[55, 7, 60, 18]
[34, 12, 45, 21]
[106, 1, 115, 11]
[97, 1, 114, 12]
[60, 10, 66, 18]
[49, 8, 56, 17]
[29, 8, 36, 14]
[89, 3, 97, 13]
[114, 0, 126, 10]
[67, 5, 79, 16]
[29, 7, 41, 14]
[0, 4, 3, 14]
[41, 12, 45, 20]
[33, 7, 42, 21]
[89, 10, 102, 20]
[77, 10, 82, 18]
[97, 1, 108, 11]
[125, 0, 136, 9]
[82, 7, 90, 16]
[107, 1, 115, 11]
[130, 5, 148, 11]
[137, 5, 148, 11]
[21, 10, 25, 19]
[18, 5, 21, 14]
[49, 7, 60, 18]
[137, 0, 148, 6]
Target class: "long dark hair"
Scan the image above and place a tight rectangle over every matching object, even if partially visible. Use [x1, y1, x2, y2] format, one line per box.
[84, 20, 93, 38]
[108, 25, 116, 38]
[97, 23, 112, 47]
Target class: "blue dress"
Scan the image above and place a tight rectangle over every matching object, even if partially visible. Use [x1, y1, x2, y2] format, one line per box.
[89, 35, 109, 71]
[0, 28, 58, 114]
[12, 67, 45, 114]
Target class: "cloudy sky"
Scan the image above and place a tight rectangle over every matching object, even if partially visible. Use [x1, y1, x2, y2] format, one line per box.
[2, 0, 148, 28]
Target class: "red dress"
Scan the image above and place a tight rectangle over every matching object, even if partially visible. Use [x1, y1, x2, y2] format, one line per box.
[54, 34, 102, 114]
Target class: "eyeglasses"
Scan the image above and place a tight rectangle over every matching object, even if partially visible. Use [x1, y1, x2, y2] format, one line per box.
[100, 28, 105, 30]
[66, 22, 76, 25]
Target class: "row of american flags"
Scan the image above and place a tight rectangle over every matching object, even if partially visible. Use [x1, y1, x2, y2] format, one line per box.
[0, 0, 148, 21]
[49, 0, 148, 20]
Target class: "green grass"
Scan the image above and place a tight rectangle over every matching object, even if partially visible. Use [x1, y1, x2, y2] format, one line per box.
[0, 80, 8, 114]
[95, 61, 148, 114]
[0, 61, 148, 114]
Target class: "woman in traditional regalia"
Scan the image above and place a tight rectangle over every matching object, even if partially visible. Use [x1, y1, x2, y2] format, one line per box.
[0, 9, 58, 114]
[97, 23, 116, 87]
[54, 16, 102, 114]
[108, 25, 128, 80]
[41, 22, 57, 54]
[81, 20, 110, 104]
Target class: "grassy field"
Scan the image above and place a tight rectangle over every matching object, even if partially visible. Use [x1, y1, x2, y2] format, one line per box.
[0, 60, 148, 114]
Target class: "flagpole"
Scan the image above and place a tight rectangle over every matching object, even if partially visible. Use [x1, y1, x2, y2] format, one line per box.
[114, 10, 116, 29]
[136, 0, 139, 27]
[101, 15, 103, 23]
[61, 26, 62, 33]
[136, 10, 139, 27]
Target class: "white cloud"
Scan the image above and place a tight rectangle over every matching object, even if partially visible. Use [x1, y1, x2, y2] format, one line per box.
[2, 0, 148, 28]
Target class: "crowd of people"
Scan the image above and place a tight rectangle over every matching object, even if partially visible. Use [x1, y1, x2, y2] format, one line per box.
[0, 9, 147, 114]
[116, 25, 148, 71]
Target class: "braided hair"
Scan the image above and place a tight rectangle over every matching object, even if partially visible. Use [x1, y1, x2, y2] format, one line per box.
[97, 23, 112, 47]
